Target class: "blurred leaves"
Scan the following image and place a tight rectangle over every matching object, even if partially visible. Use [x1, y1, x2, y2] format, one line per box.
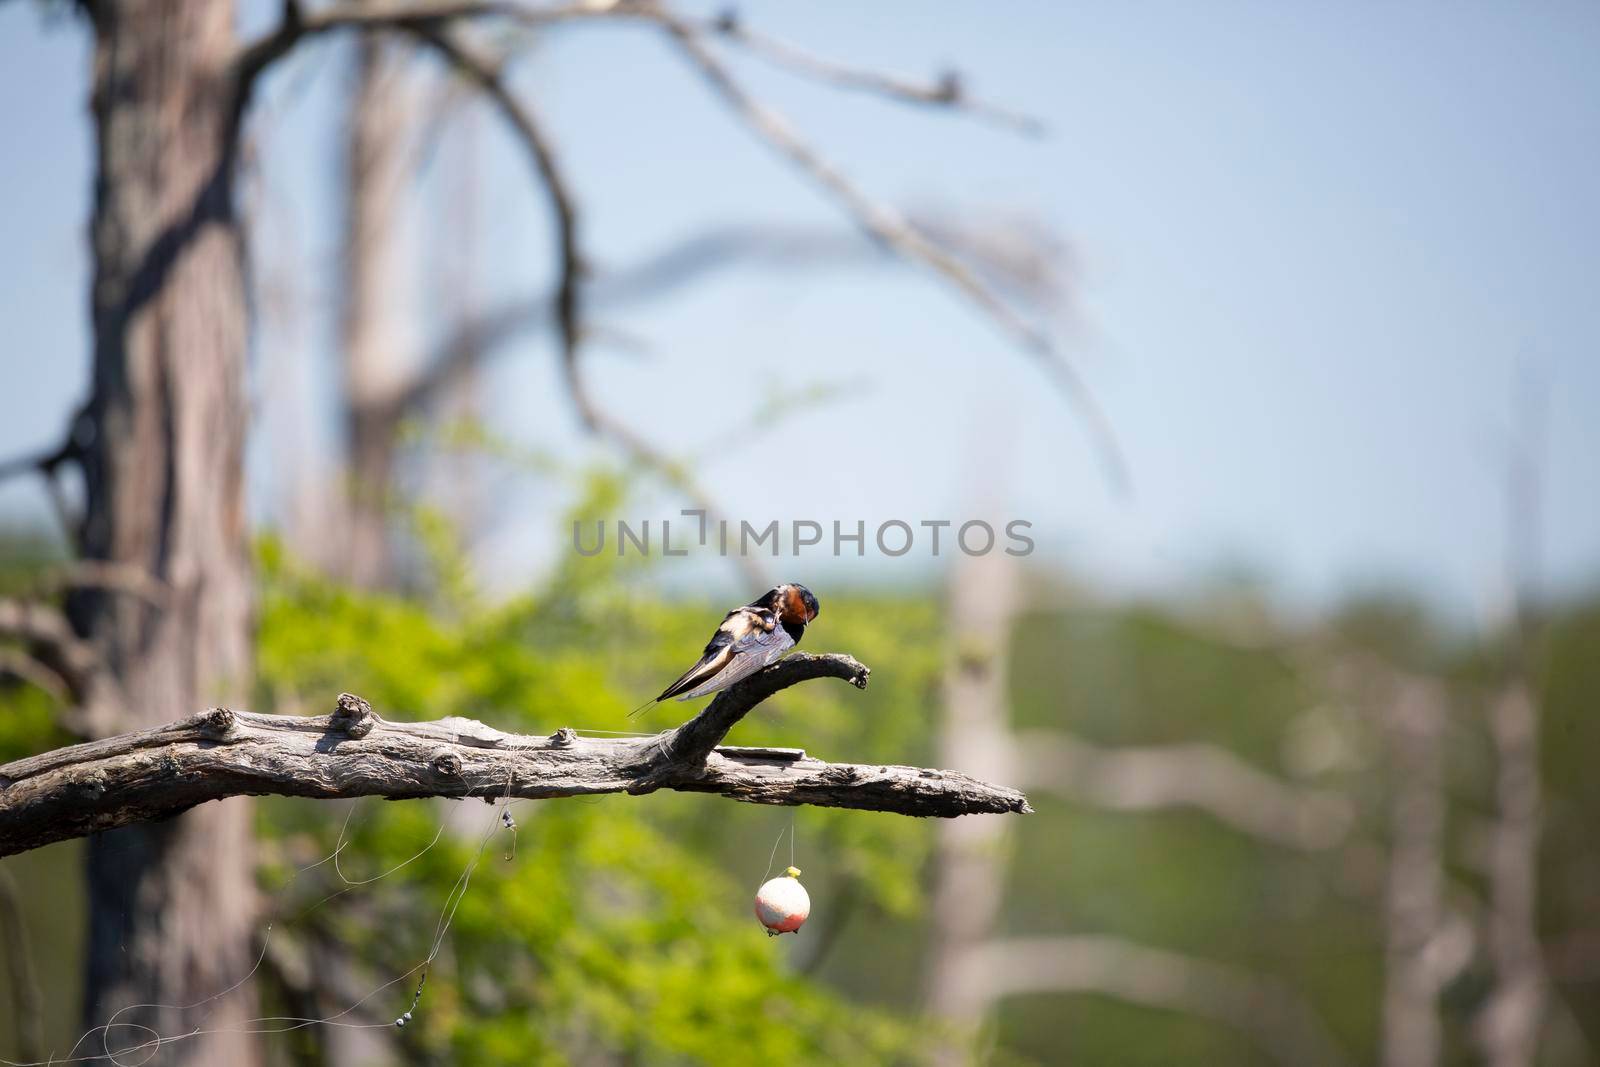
[251, 481, 931, 1065]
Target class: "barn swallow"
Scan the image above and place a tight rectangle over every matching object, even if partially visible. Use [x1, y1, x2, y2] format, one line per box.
[636, 584, 821, 713]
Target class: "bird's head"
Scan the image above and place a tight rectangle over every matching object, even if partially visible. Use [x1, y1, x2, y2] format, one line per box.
[756, 583, 820, 625]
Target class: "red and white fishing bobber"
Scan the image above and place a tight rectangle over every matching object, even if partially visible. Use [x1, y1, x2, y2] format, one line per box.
[755, 866, 810, 936]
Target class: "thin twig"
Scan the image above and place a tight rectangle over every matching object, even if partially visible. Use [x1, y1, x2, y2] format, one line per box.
[0, 433, 76, 485]
[27, 561, 171, 610]
[0, 648, 73, 706]
[0, 431, 82, 546]
[398, 214, 1062, 420]
[0, 597, 100, 701]
[0, 451, 46, 484]
[699, 11, 1045, 135]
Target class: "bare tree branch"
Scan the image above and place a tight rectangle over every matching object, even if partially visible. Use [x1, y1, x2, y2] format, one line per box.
[958, 936, 1351, 1067]
[0, 649, 73, 706]
[26, 560, 171, 610]
[0, 418, 83, 486]
[0, 654, 1030, 857]
[698, 10, 1045, 135]
[230, 3, 605, 154]
[0, 569, 160, 728]
[395, 216, 1064, 421]
[658, 16, 1129, 492]
[0, 424, 86, 547]
[1011, 728, 1353, 850]
[0, 447, 62, 486]
[0, 597, 100, 701]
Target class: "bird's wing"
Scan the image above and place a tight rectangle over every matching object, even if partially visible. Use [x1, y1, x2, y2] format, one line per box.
[655, 607, 790, 702]
[676, 622, 794, 700]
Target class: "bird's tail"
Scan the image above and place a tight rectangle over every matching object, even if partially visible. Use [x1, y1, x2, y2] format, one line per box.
[650, 652, 722, 706]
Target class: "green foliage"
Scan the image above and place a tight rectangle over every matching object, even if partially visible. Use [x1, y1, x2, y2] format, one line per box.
[0, 684, 62, 765]
[0, 527, 71, 763]
[253, 486, 931, 1065]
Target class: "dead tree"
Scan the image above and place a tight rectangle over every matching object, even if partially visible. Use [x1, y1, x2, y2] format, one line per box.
[47, 2, 264, 1061]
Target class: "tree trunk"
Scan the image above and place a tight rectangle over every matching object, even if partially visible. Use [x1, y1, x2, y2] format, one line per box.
[925, 552, 1019, 1063]
[75, 2, 259, 1062]
[1479, 680, 1545, 1067]
[339, 33, 414, 588]
[1380, 680, 1445, 1067]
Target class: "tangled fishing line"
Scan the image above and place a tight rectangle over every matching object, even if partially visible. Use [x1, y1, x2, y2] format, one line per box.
[1, 783, 523, 1067]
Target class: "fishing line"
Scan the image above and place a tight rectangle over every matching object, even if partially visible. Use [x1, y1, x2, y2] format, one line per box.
[761, 817, 797, 884]
[2, 786, 514, 1067]
[332, 801, 449, 887]
[290, 805, 445, 923]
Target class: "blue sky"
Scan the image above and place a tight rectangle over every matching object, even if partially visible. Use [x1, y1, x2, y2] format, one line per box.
[1, 1, 1597, 620]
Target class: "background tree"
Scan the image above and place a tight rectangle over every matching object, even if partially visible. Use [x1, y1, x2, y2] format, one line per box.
[73, 2, 258, 1059]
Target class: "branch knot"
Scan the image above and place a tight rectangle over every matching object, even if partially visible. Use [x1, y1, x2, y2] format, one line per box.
[331, 693, 376, 738]
[198, 707, 236, 737]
